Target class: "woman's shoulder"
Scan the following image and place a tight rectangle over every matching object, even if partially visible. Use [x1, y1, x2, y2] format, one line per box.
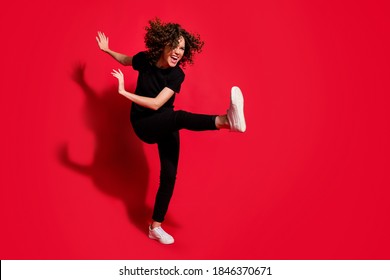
[132, 51, 150, 70]
[166, 65, 185, 86]
[134, 51, 147, 59]
[169, 65, 185, 79]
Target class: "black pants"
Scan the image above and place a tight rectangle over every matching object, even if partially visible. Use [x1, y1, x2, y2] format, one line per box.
[131, 109, 218, 222]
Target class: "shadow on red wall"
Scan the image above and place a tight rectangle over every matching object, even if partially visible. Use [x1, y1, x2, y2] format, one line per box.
[57, 64, 151, 233]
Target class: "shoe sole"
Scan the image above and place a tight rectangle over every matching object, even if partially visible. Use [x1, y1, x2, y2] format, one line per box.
[231, 86, 246, 132]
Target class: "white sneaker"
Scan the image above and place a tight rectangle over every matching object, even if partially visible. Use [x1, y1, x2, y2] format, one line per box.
[148, 226, 175, 245]
[227, 86, 246, 132]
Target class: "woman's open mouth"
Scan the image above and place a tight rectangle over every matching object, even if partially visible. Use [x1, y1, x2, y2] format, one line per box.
[171, 55, 179, 64]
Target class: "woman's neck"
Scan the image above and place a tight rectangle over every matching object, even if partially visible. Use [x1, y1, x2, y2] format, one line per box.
[155, 59, 169, 69]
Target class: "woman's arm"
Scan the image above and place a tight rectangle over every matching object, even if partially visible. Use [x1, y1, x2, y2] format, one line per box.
[96, 32, 132, 66]
[111, 69, 174, 110]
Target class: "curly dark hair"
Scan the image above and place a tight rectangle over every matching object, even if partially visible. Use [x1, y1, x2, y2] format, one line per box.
[144, 18, 204, 67]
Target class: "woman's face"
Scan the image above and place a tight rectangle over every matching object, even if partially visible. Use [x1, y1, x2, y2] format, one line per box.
[157, 36, 185, 68]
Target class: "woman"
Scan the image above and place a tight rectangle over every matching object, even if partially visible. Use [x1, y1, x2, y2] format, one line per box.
[96, 18, 246, 244]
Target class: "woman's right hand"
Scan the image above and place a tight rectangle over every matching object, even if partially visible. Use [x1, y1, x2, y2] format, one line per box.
[96, 31, 109, 52]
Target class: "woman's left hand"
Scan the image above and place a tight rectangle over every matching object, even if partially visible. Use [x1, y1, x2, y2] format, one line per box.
[111, 69, 125, 94]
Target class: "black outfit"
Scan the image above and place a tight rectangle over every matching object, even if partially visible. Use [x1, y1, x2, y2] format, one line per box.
[130, 52, 217, 222]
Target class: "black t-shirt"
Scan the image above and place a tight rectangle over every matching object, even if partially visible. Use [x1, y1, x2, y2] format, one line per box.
[131, 51, 185, 119]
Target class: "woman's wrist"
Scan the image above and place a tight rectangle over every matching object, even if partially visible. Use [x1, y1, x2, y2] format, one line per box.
[118, 84, 126, 95]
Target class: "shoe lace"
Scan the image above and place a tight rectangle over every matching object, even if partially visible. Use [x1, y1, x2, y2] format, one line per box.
[227, 105, 239, 127]
[155, 227, 168, 239]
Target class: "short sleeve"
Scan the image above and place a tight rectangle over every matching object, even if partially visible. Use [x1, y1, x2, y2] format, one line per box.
[166, 68, 185, 93]
[132, 52, 147, 71]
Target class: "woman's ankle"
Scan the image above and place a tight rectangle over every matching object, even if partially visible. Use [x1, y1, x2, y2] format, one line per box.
[151, 221, 162, 229]
[215, 115, 230, 129]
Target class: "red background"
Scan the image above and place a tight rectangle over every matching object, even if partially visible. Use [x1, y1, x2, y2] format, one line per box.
[1, 0, 389, 259]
